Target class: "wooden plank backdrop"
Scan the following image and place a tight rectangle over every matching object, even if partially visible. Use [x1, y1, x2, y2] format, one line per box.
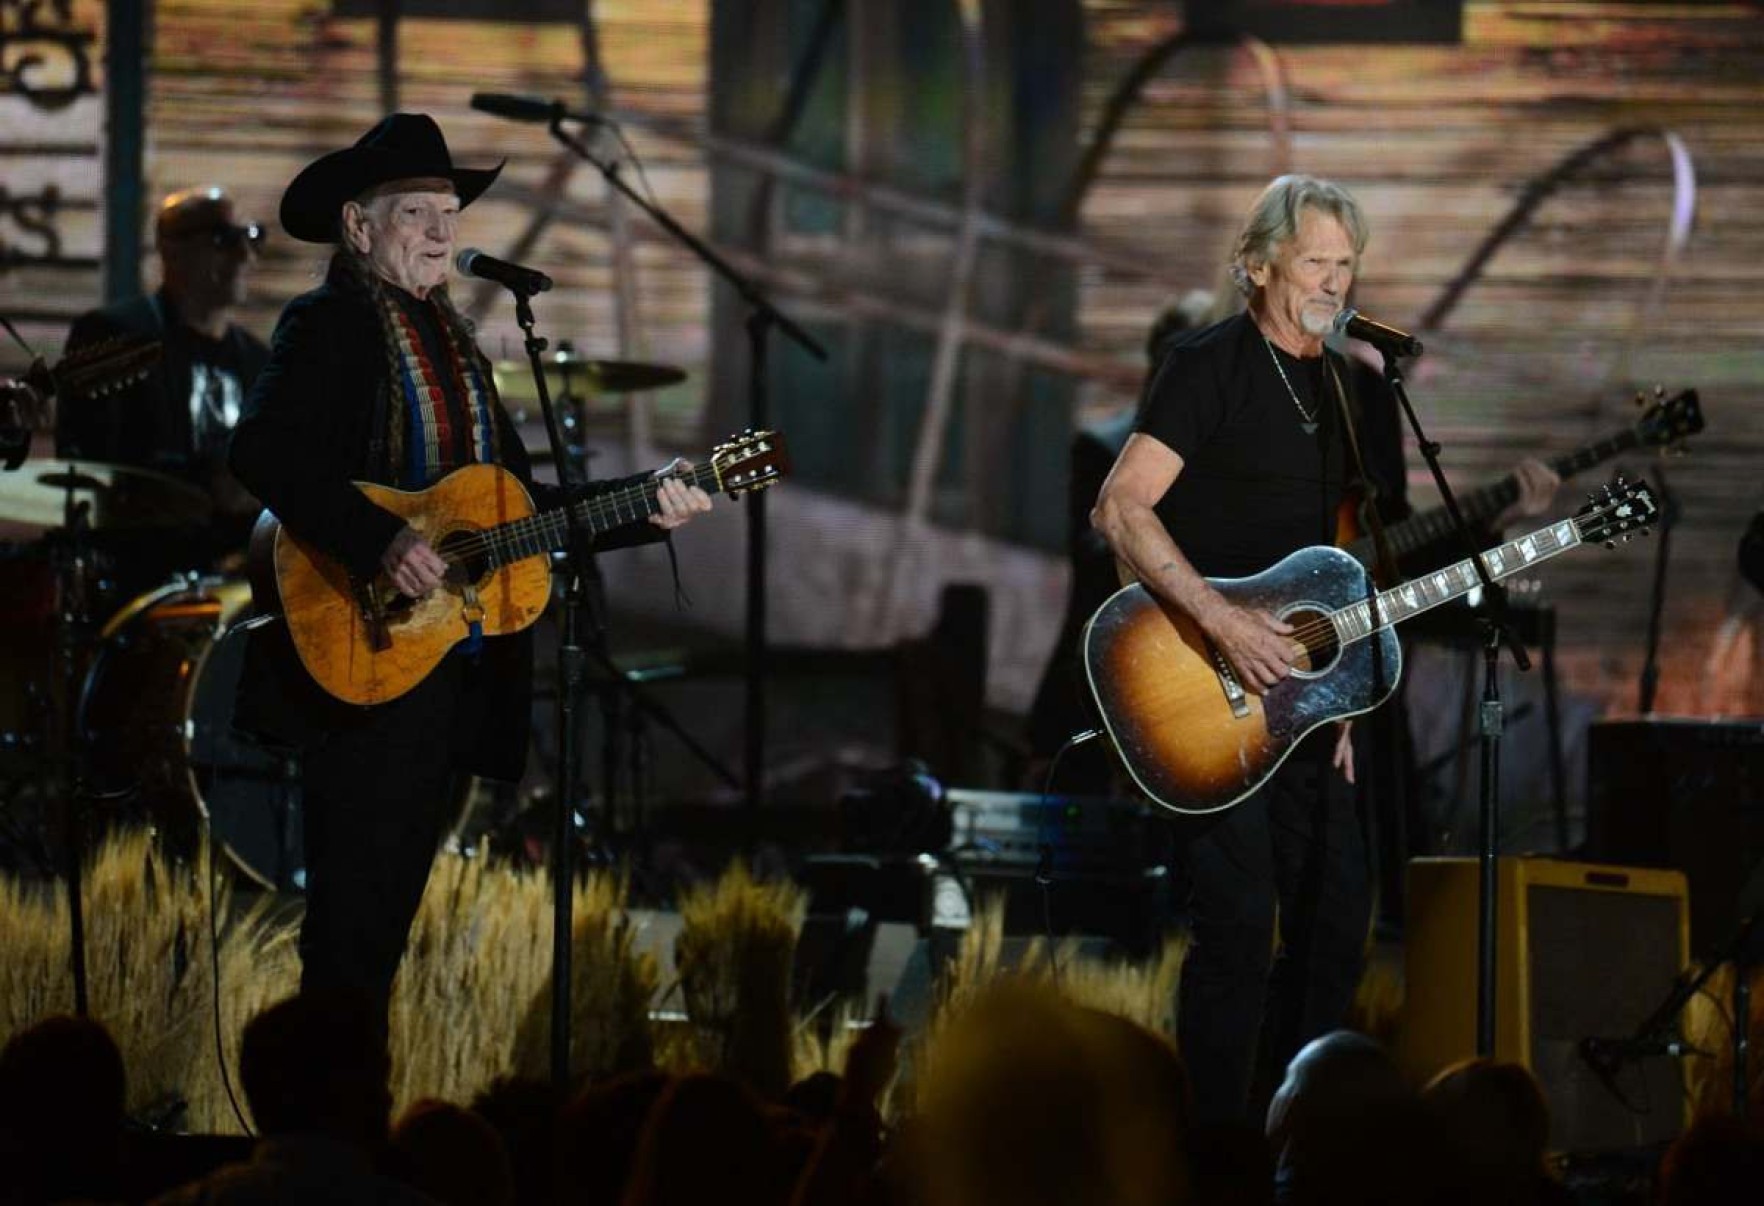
[1, 1, 1760, 724]
[1074, 2, 1764, 719]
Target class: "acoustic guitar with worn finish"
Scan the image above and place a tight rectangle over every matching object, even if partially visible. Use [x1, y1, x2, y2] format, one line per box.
[1084, 480, 1656, 816]
[252, 430, 789, 706]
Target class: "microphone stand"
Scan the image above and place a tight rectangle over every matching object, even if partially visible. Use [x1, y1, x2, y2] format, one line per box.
[509, 284, 747, 1093]
[545, 355, 742, 870]
[1579, 906, 1760, 1119]
[543, 116, 827, 852]
[508, 283, 594, 1092]
[1636, 466, 1678, 715]
[1381, 349, 1531, 1058]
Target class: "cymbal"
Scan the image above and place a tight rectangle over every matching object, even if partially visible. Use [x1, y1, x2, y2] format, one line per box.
[493, 355, 687, 395]
[0, 458, 212, 529]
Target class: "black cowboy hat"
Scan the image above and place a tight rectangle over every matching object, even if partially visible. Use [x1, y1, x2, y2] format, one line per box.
[279, 112, 504, 244]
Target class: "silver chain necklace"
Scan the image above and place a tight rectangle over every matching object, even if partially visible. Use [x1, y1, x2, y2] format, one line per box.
[1262, 334, 1319, 435]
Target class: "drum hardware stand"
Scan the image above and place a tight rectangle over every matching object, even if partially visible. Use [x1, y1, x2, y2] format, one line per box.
[49, 471, 102, 1017]
[1380, 346, 1531, 1058]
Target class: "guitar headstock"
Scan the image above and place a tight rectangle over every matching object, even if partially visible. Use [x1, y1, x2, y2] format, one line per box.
[1574, 476, 1658, 548]
[1633, 386, 1703, 449]
[712, 429, 792, 498]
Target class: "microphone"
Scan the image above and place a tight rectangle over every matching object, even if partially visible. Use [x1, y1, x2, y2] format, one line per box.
[1333, 307, 1424, 358]
[1580, 1034, 1698, 1071]
[469, 92, 608, 126]
[455, 248, 553, 295]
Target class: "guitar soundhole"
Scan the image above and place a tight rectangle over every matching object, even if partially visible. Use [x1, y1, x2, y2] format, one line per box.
[1282, 605, 1340, 677]
[435, 528, 491, 586]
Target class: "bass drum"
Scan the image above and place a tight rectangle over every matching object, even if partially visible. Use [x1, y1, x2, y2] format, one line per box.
[79, 578, 304, 892]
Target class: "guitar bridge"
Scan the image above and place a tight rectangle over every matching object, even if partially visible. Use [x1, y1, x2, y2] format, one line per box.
[1209, 643, 1252, 719]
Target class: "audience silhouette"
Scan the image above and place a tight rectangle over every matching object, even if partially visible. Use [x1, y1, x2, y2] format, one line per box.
[5, 983, 1751, 1205]
[0, 1014, 128, 1205]
[150, 989, 436, 1204]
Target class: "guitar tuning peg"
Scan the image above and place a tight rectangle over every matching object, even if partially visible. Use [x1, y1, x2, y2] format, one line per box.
[1605, 539, 1617, 549]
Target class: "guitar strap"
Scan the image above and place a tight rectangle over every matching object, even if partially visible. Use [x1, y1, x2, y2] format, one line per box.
[1326, 356, 1400, 588]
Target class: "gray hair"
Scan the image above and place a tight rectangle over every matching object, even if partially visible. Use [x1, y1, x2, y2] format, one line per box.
[1228, 174, 1369, 297]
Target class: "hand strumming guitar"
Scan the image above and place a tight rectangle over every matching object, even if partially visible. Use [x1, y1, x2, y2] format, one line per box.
[1197, 597, 1296, 694]
[382, 525, 449, 598]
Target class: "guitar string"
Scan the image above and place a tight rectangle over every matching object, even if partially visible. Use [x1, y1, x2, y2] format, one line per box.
[1265, 502, 1623, 653]
[409, 471, 1628, 652]
[432, 462, 724, 567]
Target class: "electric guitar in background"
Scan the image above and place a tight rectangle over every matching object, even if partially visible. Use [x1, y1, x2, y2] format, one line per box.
[1084, 479, 1657, 816]
[3, 337, 163, 469]
[1336, 387, 1699, 577]
[252, 430, 790, 706]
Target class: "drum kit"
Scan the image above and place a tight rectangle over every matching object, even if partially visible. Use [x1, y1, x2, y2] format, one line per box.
[0, 349, 691, 894]
[0, 451, 303, 889]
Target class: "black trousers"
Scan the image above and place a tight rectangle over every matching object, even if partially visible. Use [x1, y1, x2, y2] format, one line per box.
[1174, 737, 1372, 1124]
[297, 653, 477, 1019]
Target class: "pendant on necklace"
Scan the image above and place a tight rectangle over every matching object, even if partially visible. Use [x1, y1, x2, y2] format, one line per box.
[1300, 420, 1318, 435]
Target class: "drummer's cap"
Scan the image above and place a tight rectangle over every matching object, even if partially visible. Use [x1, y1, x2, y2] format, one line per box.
[156, 186, 266, 252]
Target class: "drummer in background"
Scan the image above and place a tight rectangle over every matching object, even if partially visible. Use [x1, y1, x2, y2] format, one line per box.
[57, 186, 270, 594]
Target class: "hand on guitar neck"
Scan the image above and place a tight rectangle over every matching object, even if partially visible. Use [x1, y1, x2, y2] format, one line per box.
[1489, 457, 1561, 531]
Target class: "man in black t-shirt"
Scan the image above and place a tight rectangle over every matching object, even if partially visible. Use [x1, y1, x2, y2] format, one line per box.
[58, 187, 270, 593]
[1091, 174, 1382, 1123]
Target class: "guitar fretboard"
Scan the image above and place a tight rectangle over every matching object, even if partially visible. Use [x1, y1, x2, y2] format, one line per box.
[1331, 518, 1585, 644]
[1351, 430, 1640, 563]
[480, 462, 722, 568]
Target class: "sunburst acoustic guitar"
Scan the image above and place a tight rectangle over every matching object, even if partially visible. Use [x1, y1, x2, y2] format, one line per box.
[252, 430, 790, 706]
[1084, 480, 1656, 816]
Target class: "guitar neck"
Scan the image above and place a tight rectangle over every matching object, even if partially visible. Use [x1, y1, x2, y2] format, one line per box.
[1332, 517, 1584, 644]
[1365, 429, 1641, 562]
[483, 462, 720, 566]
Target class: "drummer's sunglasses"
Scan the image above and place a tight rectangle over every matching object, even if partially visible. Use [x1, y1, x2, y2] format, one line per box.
[171, 222, 265, 252]
[208, 222, 267, 252]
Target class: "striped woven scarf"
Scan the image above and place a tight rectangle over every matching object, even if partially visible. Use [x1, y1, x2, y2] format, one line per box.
[380, 289, 500, 487]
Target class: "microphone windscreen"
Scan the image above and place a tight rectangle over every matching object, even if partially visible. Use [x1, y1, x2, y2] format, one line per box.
[469, 93, 555, 123]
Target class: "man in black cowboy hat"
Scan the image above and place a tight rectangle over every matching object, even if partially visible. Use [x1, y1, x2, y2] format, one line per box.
[230, 113, 712, 1018]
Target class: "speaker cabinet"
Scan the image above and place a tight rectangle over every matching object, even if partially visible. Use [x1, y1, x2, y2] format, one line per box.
[1398, 857, 1689, 1153]
[1585, 718, 1764, 960]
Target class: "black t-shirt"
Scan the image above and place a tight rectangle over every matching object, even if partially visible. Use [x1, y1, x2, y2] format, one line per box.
[182, 324, 249, 467]
[1134, 311, 1348, 578]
